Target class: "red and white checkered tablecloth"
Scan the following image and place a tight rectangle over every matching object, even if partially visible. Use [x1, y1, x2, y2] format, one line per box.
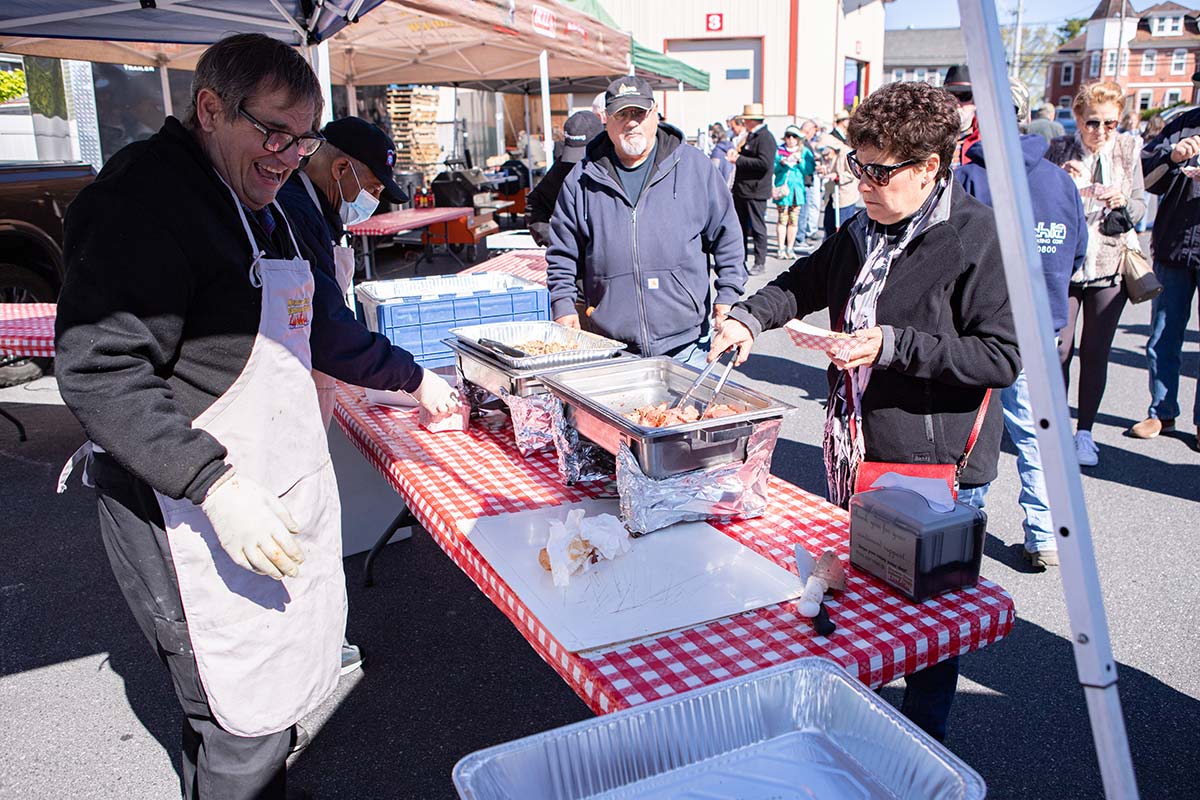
[346, 206, 473, 237]
[334, 384, 1015, 715]
[0, 303, 56, 358]
[461, 250, 547, 286]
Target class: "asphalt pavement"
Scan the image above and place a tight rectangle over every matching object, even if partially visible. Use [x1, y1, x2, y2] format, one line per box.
[2, 241, 1198, 799]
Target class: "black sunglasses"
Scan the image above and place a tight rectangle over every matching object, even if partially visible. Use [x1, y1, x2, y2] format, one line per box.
[847, 151, 920, 186]
[238, 104, 324, 157]
[1084, 118, 1119, 132]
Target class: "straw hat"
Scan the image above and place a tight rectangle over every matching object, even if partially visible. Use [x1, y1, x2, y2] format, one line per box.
[742, 103, 766, 120]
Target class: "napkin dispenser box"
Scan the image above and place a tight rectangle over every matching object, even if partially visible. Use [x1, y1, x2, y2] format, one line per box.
[849, 487, 985, 603]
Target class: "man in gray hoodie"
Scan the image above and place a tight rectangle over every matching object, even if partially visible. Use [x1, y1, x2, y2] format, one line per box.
[547, 76, 746, 361]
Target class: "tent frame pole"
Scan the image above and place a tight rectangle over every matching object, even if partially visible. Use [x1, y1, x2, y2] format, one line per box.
[539, 49, 553, 168]
[957, 3, 1138, 797]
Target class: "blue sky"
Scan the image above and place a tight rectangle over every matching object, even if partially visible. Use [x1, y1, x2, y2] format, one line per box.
[883, 0, 1154, 31]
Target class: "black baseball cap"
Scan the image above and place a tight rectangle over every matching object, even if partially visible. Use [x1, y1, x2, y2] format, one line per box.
[321, 117, 407, 204]
[561, 110, 603, 161]
[605, 76, 655, 115]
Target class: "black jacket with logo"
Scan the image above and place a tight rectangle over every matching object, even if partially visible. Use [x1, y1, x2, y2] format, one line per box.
[727, 180, 1020, 487]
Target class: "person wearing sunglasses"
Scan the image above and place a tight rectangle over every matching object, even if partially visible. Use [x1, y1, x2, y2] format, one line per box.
[710, 80, 1018, 744]
[943, 64, 981, 167]
[54, 34, 369, 799]
[1046, 80, 1147, 467]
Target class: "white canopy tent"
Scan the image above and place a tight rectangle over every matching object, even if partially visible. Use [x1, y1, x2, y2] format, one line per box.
[958, 1, 1138, 797]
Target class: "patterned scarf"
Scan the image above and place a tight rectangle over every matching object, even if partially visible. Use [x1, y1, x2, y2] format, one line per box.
[823, 179, 949, 507]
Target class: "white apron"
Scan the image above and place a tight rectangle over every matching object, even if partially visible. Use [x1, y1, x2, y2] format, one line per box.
[62, 190, 347, 738]
[299, 172, 356, 429]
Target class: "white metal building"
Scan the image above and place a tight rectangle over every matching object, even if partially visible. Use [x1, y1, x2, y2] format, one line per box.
[596, 0, 887, 136]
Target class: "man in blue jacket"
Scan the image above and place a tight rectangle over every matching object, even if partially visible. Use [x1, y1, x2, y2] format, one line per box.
[1130, 72, 1200, 449]
[546, 76, 745, 363]
[956, 78, 1088, 569]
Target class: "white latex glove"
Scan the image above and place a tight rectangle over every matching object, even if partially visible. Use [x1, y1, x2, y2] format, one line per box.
[412, 369, 459, 416]
[201, 472, 304, 579]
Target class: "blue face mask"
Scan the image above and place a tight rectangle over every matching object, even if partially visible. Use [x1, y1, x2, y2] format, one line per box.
[337, 162, 380, 227]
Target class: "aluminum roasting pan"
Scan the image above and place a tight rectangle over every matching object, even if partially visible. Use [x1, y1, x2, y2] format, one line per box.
[540, 356, 793, 478]
[452, 657, 986, 800]
[447, 337, 633, 399]
[450, 321, 628, 370]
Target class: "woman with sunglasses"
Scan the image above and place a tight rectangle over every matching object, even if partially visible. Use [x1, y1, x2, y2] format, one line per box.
[710, 81, 1018, 743]
[773, 125, 815, 259]
[1046, 80, 1147, 467]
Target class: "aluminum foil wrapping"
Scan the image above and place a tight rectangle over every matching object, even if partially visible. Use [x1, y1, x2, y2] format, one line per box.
[550, 396, 615, 484]
[460, 380, 494, 413]
[617, 418, 781, 535]
[499, 390, 557, 455]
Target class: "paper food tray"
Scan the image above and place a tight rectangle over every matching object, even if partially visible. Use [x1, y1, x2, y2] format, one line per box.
[453, 657, 985, 800]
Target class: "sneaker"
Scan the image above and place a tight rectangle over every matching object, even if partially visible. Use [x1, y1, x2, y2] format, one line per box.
[1129, 416, 1174, 439]
[748, 263, 766, 276]
[340, 643, 364, 676]
[1023, 549, 1060, 569]
[1074, 431, 1099, 467]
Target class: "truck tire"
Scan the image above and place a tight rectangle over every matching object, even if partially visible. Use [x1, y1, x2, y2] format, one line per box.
[0, 262, 56, 387]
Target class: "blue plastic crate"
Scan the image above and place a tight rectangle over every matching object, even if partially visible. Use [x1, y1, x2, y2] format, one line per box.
[355, 273, 549, 357]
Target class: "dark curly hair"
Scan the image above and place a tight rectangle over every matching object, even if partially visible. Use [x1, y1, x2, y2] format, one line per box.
[847, 82, 961, 181]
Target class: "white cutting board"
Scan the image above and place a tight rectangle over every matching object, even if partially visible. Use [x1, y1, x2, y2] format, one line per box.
[463, 500, 804, 653]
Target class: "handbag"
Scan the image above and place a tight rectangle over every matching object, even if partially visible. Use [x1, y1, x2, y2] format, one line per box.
[853, 389, 991, 500]
[1120, 241, 1163, 304]
[771, 184, 789, 201]
[1099, 205, 1134, 236]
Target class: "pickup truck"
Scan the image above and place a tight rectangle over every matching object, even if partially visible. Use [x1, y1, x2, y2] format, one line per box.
[0, 160, 95, 385]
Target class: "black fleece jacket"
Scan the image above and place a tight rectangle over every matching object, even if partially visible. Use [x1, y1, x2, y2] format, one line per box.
[56, 117, 299, 504]
[727, 180, 1020, 486]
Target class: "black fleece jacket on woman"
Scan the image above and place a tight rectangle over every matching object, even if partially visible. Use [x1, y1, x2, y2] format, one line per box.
[726, 180, 1020, 487]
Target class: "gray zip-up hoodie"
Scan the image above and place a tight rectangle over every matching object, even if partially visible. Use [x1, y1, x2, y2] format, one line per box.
[546, 123, 746, 355]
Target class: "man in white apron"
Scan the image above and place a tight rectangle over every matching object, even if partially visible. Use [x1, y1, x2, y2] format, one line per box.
[51, 35, 456, 800]
[277, 118, 457, 675]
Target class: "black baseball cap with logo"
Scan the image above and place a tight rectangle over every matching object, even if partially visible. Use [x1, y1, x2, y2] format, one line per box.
[605, 76, 655, 115]
[321, 117, 408, 204]
[561, 110, 604, 161]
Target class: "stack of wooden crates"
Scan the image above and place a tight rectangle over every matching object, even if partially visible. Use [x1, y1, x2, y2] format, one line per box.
[386, 85, 440, 182]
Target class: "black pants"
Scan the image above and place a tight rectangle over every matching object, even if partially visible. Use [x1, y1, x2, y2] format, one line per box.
[734, 195, 769, 267]
[1058, 283, 1127, 431]
[91, 453, 293, 800]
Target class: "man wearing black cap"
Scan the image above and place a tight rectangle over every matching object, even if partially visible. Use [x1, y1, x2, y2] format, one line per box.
[547, 76, 745, 363]
[526, 110, 604, 247]
[943, 64, 980, 167]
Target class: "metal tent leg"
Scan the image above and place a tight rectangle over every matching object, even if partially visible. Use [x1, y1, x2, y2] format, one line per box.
[363, 505, 417, 587]
[0, 406, 27, 442]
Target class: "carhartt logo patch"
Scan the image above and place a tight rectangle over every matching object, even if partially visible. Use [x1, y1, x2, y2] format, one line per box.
[647, 277, 659, 289]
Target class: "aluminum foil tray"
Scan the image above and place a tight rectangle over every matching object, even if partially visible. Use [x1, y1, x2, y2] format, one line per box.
[450, 321, 627, 370]
[453, 658, 985, 800]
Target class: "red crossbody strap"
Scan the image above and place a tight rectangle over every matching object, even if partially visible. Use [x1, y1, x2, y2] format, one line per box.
[957, 388, 992, 472]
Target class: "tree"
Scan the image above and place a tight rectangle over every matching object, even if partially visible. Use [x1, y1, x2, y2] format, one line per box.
[0, 69, 26, 104]
[1057, 17, 1087, 44]
[1002, 24, 1061, 107]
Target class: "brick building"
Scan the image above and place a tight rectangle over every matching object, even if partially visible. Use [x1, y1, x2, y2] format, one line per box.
[1046, 0, 1199, 112]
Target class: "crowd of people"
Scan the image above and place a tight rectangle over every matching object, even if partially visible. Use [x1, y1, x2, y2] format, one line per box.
[43, 24, 1199, 794]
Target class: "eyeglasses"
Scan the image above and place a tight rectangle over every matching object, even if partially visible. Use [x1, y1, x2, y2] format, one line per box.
[1084, 118, 1119, 132]
[238, 104, 324, 157]
[847, 151, 920, 187]
[612, 105, 653, 124]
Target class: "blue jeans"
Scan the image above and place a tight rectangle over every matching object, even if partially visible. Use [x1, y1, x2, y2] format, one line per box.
[1146, 262, 1200, 425]
[969, 371, 1055, 553]
[666, 335, 711, 369]
[801, 194, 820, 237]
[898, 483, 987, 742]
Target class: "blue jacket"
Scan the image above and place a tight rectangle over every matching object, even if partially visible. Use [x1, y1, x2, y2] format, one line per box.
[546, 124, 746, 355]
[277, 172, 424, 393]
[956, 134, 1087, 334]
[1142, 107, 1200, 270]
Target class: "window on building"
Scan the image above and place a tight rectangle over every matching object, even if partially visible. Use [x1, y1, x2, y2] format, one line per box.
[1165, 89, 1182, 106]
[1154, 17, 1165, 34]
[1171, 49, 1187, 74]
[1105, 50, 1118, 75]
[892, 68, 904, 82]
[1090, 51, 1101, 76]
[1170, 16, 1182, 33]
[1061, 62, 1075, 84]
[1142, 50, 1157, 75]
[1119, 49, 1129, 74]
[929, 70, 942, 86]
[915, 68, 927, 83]
[725, 68, 750, 80]
[1138, 90, 1153, 110]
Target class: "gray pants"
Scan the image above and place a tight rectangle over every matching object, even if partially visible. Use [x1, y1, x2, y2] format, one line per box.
[91, 452, 293, 800]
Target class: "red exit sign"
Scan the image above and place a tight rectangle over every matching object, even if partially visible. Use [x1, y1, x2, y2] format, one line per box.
[706, 13, 723, 32]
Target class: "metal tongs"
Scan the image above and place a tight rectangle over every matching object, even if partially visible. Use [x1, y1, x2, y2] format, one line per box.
[672, 345, 738, 415]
